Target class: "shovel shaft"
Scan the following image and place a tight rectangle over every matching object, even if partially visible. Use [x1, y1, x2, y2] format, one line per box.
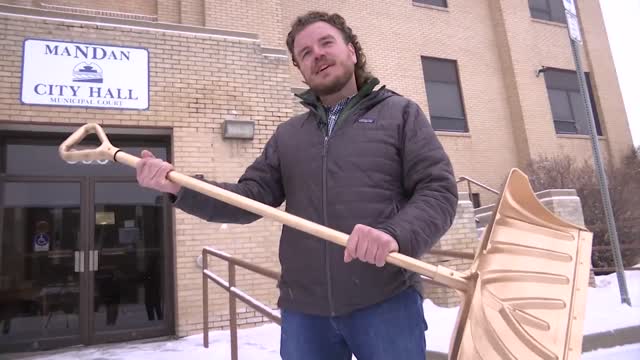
[166, 170, 469, 291]
[59, 123, 469, 292]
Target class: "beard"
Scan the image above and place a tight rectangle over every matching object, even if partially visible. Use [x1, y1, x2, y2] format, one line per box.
[307, 61, 355, 97]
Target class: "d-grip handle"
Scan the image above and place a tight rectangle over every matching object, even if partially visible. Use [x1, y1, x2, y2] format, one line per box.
[58, 123, 140, 167]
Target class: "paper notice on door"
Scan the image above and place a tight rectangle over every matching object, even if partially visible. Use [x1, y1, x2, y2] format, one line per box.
[119, 227, 139, 244]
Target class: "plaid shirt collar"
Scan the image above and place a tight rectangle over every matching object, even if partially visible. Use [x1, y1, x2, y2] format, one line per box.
[324, 96, 352, 136]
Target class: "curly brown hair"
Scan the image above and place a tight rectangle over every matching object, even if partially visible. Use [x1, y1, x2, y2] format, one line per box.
[286, 11, 373, 90]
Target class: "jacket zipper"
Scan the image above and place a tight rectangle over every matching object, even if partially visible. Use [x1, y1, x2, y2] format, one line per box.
[318, 100, 363, 316]
[322, 134, 336, 316]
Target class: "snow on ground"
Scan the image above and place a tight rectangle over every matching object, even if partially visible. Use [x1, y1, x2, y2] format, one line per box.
[584, 269, 640, 334]
[12, 270, 640, 360]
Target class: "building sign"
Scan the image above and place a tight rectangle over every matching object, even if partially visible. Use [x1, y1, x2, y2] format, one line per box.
[21, 39, 149, 110]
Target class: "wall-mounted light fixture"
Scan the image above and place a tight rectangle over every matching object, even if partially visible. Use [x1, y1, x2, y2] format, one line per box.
[535, 65, 547, 78]
[223, 119, 255, 140]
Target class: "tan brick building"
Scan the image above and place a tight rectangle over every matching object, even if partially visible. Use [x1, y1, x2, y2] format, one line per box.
[0, 0, 633, 353]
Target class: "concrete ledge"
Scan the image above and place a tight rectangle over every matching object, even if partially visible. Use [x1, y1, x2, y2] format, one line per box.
[260, 47, 288, 58]
[582, 325, 640, 352]
[536, 189, 579, 200]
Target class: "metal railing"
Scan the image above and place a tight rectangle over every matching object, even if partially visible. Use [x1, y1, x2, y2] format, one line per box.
[428, 248, 475, 260]
[456, 176, 499, 205]
[202, 247, 281, 360]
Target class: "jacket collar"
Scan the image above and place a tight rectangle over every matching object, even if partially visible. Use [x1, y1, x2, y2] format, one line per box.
[296, 78, 384, 128]
[295, 77, 381, 111]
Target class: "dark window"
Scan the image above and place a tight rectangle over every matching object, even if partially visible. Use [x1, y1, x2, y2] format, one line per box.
[543, 68, 602, 136]
[471, 193, 482, 209]
[529, 0, 567, 24]
[421, 57, 468, 132]
[413, 0, 448, 8]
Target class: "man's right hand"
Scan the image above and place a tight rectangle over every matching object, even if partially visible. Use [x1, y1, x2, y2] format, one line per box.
[136, 150, 181, 195]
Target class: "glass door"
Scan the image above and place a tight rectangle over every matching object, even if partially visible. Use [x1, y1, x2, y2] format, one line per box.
[0, 180, 86, 352]
[0, 131, 173, 352]
[90, 180, 170, 343]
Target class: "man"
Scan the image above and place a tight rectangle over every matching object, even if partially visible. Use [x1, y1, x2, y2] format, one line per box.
[137, 11, 458, 360]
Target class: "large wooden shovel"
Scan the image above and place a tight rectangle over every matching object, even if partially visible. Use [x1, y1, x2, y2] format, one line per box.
[60, 123, 592, 360]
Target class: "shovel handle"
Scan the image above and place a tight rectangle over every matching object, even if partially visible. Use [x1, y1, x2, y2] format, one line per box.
[60, 123, 469, 292]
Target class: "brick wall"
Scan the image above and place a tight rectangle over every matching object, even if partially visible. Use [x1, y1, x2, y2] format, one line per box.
[157, 0, 179, 23]
[420, 196, 477, 307]
[0, 9, 290, 337]
[38, 0, 157, 17]
[179, 0, 203, 26]
[3, 0, 632, 190]
[204, 0, 284, 48]
[1, 0, 33, 6]
[0, 0, 288, 46]
[0, 0, 623, 338]
[281, 0, 634, 197]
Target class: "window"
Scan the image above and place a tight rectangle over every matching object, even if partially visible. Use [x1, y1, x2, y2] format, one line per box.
[471, 193, 482, 209]
[421, 57, 468, 132]
[543, 68, 602, 136]
[529, 0, 567, 24]
[413, 0, 448, 8]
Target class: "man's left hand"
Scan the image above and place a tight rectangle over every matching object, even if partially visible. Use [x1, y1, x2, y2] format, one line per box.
[344, 224, 399, 267]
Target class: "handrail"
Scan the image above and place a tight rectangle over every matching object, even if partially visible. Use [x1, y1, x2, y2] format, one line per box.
[456, 176, 499, 194]
[456, 176, 499, 206]
[429, 248, 475, 260]
[202, 247, 281, 360]
[199, 245, 479, 360]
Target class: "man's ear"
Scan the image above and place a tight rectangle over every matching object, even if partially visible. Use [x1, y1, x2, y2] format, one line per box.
[347, 43, 357, 64]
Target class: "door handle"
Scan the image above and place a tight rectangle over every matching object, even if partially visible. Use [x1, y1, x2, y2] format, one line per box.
[93, 250, 99, 271]
[74, 251, 85, 273]
[86, 250, 100, 271]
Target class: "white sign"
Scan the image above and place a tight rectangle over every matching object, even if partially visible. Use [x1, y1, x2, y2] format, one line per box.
[563, 0, 577, 15]
[21, 39, 149, 110]
[565, 11, 582, 43]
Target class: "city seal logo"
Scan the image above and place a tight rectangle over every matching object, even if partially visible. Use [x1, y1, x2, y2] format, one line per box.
[72, 62, 104, 83]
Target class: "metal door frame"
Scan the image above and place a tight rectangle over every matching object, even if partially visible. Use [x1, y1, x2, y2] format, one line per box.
[87, 176, 175, 345]
[0, 175, 90, 350]
[0, 125, 175, 351]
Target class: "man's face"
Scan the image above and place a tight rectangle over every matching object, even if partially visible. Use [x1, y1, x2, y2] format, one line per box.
[292, 21, 357, 96]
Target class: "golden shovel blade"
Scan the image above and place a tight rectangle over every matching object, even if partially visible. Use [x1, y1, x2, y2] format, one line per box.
[449, 169, 593, 360]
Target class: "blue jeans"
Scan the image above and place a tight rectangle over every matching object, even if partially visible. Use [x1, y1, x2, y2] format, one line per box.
[280, 287, 428, 360]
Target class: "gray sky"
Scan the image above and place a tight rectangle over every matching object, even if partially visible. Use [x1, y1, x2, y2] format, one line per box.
[599, 0, 640, 147]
